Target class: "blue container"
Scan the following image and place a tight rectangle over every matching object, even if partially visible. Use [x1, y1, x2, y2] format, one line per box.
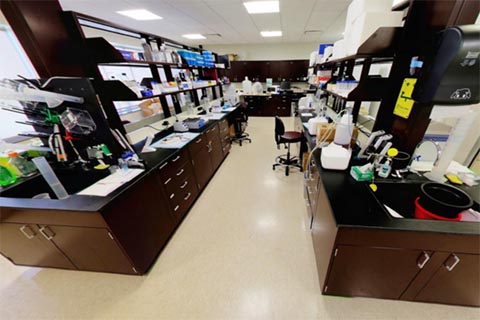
[319, 44, 333, 54]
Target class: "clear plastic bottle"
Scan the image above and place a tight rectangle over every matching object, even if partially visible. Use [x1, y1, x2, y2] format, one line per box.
[8, 152, 37, 177]
[141, 39, 153, 61]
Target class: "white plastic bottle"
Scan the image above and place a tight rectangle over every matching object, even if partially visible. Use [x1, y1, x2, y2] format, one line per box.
[242, 76, 252, 94]
[334, 113, 353, 146]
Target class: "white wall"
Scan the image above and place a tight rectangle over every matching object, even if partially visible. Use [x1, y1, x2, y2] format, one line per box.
[204, 42, 320, 61]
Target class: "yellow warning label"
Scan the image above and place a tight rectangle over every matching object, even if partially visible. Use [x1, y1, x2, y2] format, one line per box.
[393, 78, 417, 119]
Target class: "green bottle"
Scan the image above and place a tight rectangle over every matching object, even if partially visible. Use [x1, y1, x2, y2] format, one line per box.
[0, 165, 17, 187]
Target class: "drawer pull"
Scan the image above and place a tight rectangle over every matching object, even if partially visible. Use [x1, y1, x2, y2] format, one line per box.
[180, 181, 188, 189]
[184, 192, 192, 200]
[417, 251, 430, 269]
[164, 178, 172, 185]
[169, 193, 175, 199]
[39, 226, 55, 241]
[19, 225, 35, 239]
[172, 155, 181, 162]
[195, 138, 203, 143]
[174, 205, 180, 212]
[159, 162, 168, 170]
[176, 168, 185, 176]
[444, 254, 460, 271]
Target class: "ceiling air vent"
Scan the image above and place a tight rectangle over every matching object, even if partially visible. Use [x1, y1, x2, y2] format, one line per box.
[205, 33, 222, 38]
[304, 30, 323, 35]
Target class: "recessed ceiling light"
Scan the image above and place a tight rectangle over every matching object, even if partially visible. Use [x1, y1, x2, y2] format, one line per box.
[244, 1, 279, 14]
[261, 31, 282, 37]
[117, 9, 162, 21]
[182, 34, 206, 40]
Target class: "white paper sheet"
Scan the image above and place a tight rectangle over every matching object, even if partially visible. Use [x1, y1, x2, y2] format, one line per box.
[77, 169, 144, 197]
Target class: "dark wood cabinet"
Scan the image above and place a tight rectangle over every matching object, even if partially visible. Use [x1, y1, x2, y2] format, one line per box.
[205, 124, 224, 170]
[43, 225, 134, 274]
[102, 173, 175, 274]
[0, 223, 75, 269]
[218, 118, 231, 156]
[325, 245, 426, 299]
[226, 60, 308, 83]
[189, 135, 213, 190]
[271, 95, 291, 117]
[412, 252, 480, 306]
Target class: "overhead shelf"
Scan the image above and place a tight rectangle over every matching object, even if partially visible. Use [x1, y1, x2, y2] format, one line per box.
[317, 27, 403, 67]
[93, 80, 220, 102]
[86, 38, 224, 70]
[324, 77, 388, 101]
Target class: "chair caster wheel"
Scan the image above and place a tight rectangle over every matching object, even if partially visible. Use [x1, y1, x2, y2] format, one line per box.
[272, 165, 275, 170]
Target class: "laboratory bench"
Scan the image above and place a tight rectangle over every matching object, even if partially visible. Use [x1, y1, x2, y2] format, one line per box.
[0, 110, 236, 275]
[239, 91, 308, 117]
[300, 117, 480, 307]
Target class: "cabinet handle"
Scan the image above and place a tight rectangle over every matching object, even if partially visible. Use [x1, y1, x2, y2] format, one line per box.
[416, 251, 430, 269]
[169, 193, 175, 199]
[174, 205, 180, 212]
[159, 162, 168, 170]
[176, 168, 185, 176]
[180, 181, 188, 189]
[195, 138, 203, 143]
[39, 226, 55, 241]
[184, 192, 192, 200]
[172, 155, 181, 162]
[19, 225, 35, 239]
[164, 177, 172, 185]
[444, 254, 461, 271]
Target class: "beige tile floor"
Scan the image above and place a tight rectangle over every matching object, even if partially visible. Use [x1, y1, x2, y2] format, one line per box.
[1, 117, 479, 320]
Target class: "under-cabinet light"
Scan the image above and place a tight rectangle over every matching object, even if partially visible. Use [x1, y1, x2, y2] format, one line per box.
[261, 30, 282, 37]
[182, 34, 206, 40]
[244, 1, 280, 14]
[117, 9, 162, 21]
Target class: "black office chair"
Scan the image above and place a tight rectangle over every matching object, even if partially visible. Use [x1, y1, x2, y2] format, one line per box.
[273, 116, 303, 176]
[232, 103, 252, 146]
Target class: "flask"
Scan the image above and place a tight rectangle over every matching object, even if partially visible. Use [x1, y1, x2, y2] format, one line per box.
[334, 113, 353, 146]
[141, 39, 153, 61]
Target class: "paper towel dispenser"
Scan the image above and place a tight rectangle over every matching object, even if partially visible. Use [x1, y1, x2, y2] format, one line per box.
[413, 25, 480, 105]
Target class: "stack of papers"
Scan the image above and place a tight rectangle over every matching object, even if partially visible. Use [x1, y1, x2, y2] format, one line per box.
[77, 169, 144, 197]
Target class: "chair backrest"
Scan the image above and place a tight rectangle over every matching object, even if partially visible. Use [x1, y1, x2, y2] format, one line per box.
[274, 116, 285, 145]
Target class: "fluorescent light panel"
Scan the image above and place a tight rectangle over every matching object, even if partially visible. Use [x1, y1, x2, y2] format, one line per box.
[244, 1, 279, 14]
[117, 9, 162, 21]
[261, 30, 282, 37]
[182, 34, 206, 40]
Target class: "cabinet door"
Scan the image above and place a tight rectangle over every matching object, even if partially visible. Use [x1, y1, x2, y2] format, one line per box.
[325, 245, 426, 299]
[43, 225, 135, 274]
[414, 253, 480, 307]
[0, 223, 75, 269]
[192, 146, 213, 190]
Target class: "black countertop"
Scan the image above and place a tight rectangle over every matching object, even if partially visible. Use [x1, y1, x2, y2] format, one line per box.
[302, 118, 480, 236]
[0, 112, 235, 213]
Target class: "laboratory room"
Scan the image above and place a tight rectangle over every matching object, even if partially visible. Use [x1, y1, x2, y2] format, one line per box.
[0, 0, 479, 319]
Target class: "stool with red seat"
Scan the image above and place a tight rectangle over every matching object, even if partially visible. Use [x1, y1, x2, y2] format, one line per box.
[273, 116, 304, 176]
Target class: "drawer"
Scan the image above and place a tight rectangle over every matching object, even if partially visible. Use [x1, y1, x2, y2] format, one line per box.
[162, 162, 195, 195]
[205, 124, 219, 141]
[169, 182, 198, 219]
[222, 143, 231, 155]
[219, 118, 228, 131]
[188, 134, 207, 156]
[165, 173, 197, 204]
[219, 125, 229, 138]
[157, 148, 189, 179]
[220, 134, 230, 146]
